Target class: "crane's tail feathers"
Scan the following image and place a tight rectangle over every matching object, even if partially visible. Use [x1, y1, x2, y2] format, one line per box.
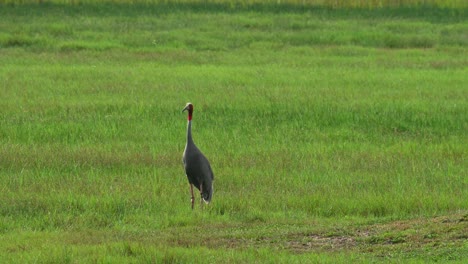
[202, 185, 213, 204]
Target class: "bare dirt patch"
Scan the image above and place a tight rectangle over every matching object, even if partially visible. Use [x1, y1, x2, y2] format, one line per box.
[282, 212, 467, 254]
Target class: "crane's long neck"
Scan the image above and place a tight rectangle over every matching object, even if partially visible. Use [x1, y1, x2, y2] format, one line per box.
[186, 112, 194, 145]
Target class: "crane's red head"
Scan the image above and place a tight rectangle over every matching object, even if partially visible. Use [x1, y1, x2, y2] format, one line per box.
[182, 103, 194, 121]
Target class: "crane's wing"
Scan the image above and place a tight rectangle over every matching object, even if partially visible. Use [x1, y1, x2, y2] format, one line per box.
[199, 154, 214, 203]
[202, 155, 214, 181]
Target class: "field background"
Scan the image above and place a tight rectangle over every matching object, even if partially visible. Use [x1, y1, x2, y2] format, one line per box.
[0, 0, 467, 262]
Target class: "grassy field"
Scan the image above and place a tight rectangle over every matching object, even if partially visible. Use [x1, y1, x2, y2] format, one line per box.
[1, 1, 467, 263]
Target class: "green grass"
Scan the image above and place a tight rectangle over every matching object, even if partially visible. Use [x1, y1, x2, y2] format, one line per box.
[0, 2, 467, 262]
[0, 0, 467, 9]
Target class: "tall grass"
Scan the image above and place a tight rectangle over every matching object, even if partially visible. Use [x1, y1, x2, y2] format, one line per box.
[0, 0, 467, 8]
[0, 2, 467, 262]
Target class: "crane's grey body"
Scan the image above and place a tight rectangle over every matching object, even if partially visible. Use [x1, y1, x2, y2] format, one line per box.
[182, 103, 214, 208]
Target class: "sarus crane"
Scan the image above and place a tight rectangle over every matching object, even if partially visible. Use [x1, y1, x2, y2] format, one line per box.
[182, 102, 214, 209]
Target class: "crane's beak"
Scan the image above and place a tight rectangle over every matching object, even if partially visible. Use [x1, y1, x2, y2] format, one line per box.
[182, 105, 189, 112]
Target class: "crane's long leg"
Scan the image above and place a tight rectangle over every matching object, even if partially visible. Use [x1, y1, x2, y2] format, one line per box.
[190, 184, 195, 210]
[200, 184, 203, 208]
